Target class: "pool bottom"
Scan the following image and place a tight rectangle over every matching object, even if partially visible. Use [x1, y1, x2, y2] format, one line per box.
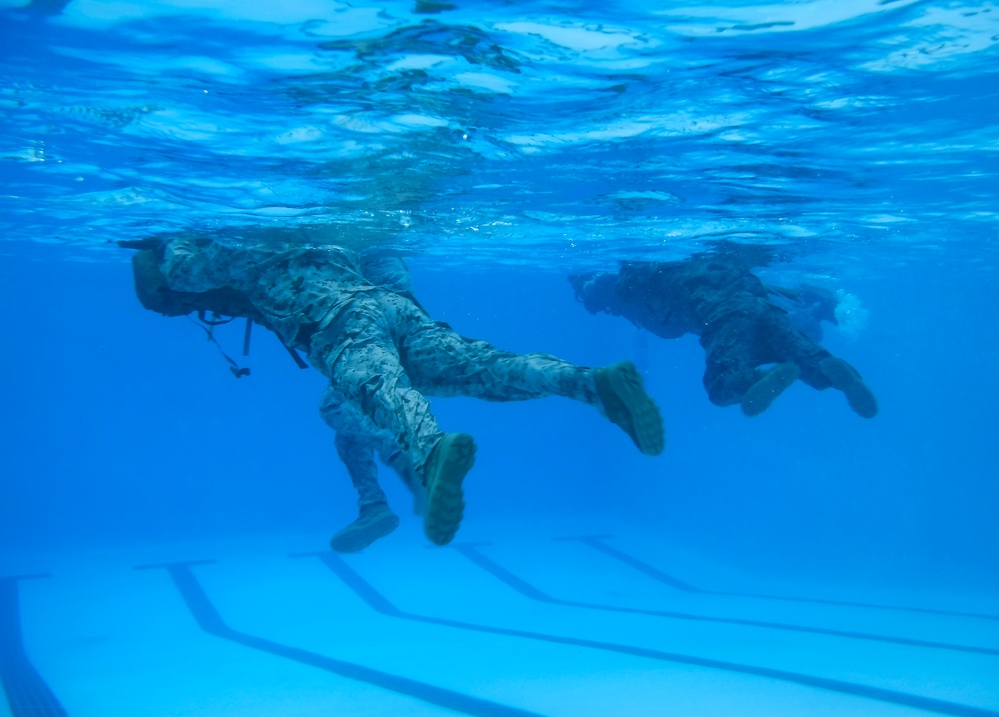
[2, 527, 997, 717]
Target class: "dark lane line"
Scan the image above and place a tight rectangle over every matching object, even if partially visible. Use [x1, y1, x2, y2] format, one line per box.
[558, 535, 999, 622]
[304, 551, 999, 717]
[137, 560, 547, 717]
[0, 575, 68, 717]
[452, 543, 998, 656]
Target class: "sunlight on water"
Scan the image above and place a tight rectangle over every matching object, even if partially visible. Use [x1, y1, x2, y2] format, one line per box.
[1, 0, 996, 269]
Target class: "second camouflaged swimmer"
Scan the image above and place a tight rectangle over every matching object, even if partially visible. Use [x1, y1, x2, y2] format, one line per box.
[133, 235, 665, 549]
[571, 252, 878, 418]
[326, 254, 428, 552]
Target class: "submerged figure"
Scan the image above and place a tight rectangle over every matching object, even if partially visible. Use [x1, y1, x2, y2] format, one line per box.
[124, 234, 665, 551]
[570, 249, 877, 418]
[327, 253, 427, 553]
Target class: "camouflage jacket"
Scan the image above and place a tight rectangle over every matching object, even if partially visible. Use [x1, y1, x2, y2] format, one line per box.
[158, 236, 385, 351]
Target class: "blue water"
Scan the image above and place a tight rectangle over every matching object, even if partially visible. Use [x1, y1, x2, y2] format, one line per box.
[1, 1, 998, 715]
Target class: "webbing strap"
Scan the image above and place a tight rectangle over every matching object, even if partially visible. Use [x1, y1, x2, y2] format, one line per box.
[242, 318, 253, 357]
[186, 314, 250, 378]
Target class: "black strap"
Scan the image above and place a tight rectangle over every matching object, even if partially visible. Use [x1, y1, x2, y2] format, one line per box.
[242, 318, 253, 356]
[284, 343, 309, 369]
[186, 314, 250, 378]
[197, 310, 237, 327]
[189, 312, 309, 375]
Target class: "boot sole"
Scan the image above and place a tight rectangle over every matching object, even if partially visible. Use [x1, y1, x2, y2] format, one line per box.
[423, 433, 476, 546]
[595, 362, 665, 456]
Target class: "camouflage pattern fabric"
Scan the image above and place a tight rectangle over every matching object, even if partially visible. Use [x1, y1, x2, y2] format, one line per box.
[332, 253, 424, 510]
[161, 236, 380, 351]
[311, 290, 599, 475]
[696, 299, 832, 406]
[574, 255, 835, 407]
[333, 254, 422, 509]
[333, 430, 423, 509]
[158, 236, 600, 481]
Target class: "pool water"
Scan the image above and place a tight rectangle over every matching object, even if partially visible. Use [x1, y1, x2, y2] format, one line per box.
[1, 1, 997, 715]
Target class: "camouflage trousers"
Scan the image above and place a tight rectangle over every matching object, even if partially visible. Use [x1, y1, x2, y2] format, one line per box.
[333, 430, 424, 511]
[700, 299, 832, 406]
[310, 290, 599, 484]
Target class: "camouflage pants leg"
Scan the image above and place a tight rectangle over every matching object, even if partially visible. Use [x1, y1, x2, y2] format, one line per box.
[700, 300, 833, 405]
[775, 324, 834, 390]
[326, 424, 423, 512]
[333, 431, 388, 509]
[312, 295, 442, 476]
[386, 296, 599, 405]
[750, 302, 833, 389]
[377, 443, 426, 515]
[311, 291, 599, 476]
[700, 317, 760, 407]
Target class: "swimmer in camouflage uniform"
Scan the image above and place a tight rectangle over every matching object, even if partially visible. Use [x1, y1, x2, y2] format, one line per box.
[125, 234, 665, 550]
[570, 248, 877, 418]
